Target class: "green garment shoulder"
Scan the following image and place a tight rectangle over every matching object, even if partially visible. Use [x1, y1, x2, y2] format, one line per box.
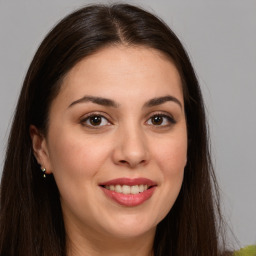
[234, 245, 256, 256]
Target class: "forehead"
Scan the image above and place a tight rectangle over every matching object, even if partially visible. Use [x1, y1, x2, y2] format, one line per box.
[55, 45, 184, 106]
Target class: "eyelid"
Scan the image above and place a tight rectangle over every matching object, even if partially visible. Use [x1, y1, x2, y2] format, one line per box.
[145, 111, 176, 126]
[80, 112, 112, 128]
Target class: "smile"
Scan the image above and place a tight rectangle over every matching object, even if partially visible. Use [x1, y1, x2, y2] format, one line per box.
[99, 178, 157, 207]
[103, 184, 149, 195]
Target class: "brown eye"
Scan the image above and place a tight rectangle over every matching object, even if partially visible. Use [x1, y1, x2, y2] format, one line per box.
[151, 116, 163, 125]
[81, 114, 110, 128]
[89, 116, 102, 126]
[146, 114, 176, 127]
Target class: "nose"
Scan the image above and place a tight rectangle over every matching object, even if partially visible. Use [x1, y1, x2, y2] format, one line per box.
[112, 125, 149, 169]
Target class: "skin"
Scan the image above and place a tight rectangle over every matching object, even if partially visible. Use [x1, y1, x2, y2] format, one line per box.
[31, 45, 187, 256]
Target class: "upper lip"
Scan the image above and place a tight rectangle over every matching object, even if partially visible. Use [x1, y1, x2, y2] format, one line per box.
[99, 177, 157, 187]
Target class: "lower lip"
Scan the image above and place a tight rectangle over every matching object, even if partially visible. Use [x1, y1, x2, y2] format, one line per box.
[100, 186, 156, 207]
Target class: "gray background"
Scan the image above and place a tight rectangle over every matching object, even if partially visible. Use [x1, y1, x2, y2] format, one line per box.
[0, 0, 255, 249]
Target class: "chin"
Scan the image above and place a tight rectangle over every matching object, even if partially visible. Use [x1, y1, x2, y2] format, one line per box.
[100, 213, 158, 239]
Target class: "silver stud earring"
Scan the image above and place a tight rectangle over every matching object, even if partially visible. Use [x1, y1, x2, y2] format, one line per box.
[41, 167, 47, 178]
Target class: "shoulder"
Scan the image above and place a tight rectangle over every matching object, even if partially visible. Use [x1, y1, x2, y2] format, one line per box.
[234, 245, 256, 256]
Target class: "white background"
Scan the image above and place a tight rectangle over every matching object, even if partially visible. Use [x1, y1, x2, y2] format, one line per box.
[0, 0, 255, 249]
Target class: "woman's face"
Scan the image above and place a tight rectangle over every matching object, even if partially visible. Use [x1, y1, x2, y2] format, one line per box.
[33, 46, 187, 241]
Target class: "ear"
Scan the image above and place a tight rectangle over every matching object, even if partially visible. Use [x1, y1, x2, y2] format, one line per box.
[30, 125, 52, 174]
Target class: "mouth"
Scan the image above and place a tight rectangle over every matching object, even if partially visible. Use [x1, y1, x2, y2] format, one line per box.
[99, 178, 157, 207]
[100, 184, 154, 195]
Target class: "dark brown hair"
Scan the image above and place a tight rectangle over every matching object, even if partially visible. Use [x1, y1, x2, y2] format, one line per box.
[0, 4, 226, 256]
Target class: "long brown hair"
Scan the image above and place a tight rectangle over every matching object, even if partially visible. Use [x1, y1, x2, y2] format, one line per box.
[0, 4, 226, 256]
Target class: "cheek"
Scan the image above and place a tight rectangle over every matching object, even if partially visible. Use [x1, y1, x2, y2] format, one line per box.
[153, 133, 187, 176]
[46, 129, 113, 213]
[156, 139, 187, 192]
[150, 132, 187, 219]
[47, 127, 111, 179]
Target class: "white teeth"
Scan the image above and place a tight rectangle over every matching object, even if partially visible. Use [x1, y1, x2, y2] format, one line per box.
[131, 185, 139, 194]
[139, 184, 144, 193]
[116, 185, 122, 193]
[122, 185, 130, 194]
[104, 184, 149, 194]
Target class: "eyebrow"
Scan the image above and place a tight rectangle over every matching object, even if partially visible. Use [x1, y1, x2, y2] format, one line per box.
[68, 95, 182, 109]
[68, 95, 119, 108]
[143, 95, 182, 109]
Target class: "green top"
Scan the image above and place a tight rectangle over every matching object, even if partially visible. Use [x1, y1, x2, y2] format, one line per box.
[234, 245, 256, 256]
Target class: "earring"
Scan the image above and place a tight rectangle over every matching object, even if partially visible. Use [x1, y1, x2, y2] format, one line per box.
[41, 167, 47, 178]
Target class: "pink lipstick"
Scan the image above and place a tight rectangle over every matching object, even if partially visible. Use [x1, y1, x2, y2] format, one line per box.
[99, 178, 157, 207]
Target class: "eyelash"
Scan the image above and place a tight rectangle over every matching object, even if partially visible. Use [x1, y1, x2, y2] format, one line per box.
[80, 112, 112, 128]
[80, 112, 176, 129]
[146, 113, 176, 127]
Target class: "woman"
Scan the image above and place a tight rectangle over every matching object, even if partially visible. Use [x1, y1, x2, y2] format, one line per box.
[0, 3, 237, 256]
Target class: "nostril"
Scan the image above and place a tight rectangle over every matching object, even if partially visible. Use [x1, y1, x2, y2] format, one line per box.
[118, 159, 147, 168]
